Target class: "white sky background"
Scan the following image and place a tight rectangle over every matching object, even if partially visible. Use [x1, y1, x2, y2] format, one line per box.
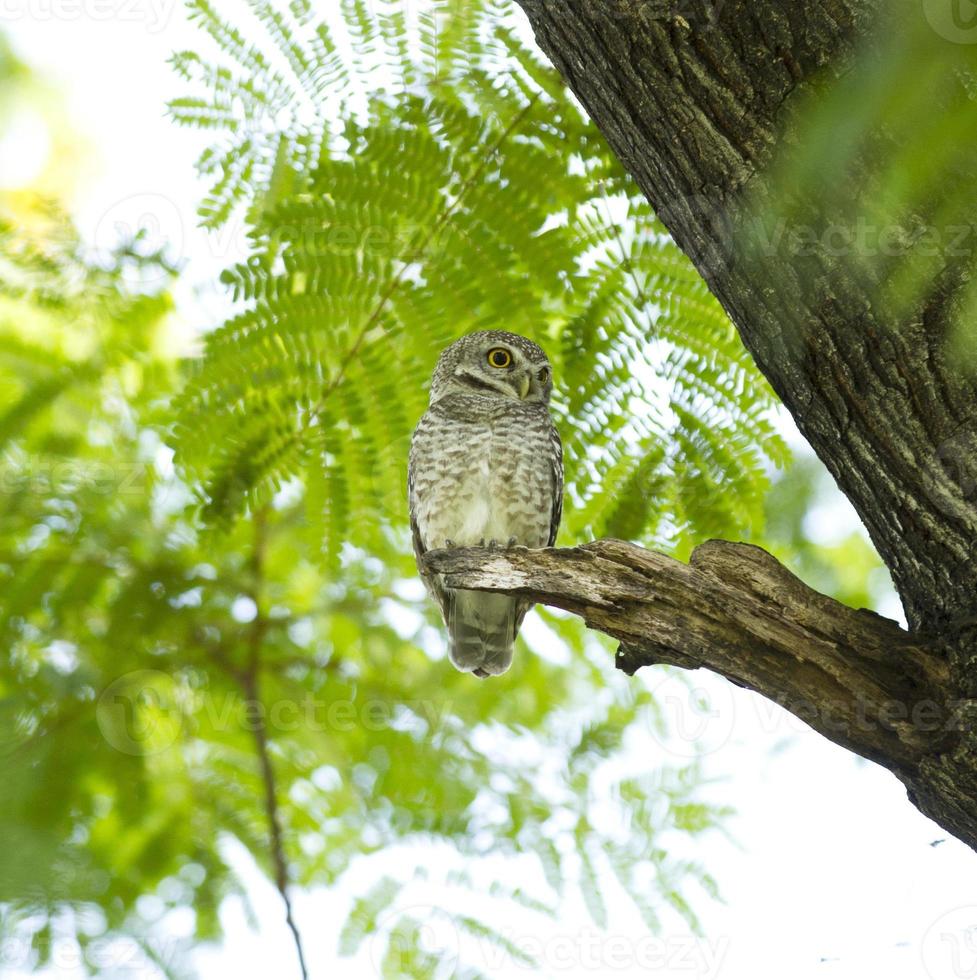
[3, 3, 977, 979]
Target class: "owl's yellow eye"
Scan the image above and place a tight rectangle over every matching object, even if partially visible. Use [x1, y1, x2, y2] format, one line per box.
[487, 348, 512, 369]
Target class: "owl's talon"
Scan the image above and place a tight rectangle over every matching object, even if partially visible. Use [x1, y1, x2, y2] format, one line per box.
[488, 538, 499, 549]
[445, 538, 457, 549]
[505, 536, 517, 548]
[478, 538, 486, 547]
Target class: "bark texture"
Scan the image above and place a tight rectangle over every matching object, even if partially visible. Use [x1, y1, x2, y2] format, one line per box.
[499, 0, 977, 847]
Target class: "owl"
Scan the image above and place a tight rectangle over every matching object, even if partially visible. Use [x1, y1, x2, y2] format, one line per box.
[408, 330, 563, 677]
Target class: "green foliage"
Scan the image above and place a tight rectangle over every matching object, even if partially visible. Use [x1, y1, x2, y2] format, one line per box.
[168, 0, 788, 563]
[0, 0, 825, 975]
[764, 455, 897, 615]
[0, 203, 209, 975]
[0, 196, 732, 975]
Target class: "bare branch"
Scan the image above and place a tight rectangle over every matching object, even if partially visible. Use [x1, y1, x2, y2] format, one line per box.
[422, 540, 977, 844]
[242, 509, 310, 980]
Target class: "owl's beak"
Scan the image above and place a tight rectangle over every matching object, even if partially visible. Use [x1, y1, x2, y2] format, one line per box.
[517, 372, 532, 400]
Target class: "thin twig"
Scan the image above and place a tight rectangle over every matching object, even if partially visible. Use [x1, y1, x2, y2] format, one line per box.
[241, 508, 310, 980]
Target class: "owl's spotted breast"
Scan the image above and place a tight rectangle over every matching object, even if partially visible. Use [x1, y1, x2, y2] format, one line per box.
[410, 398, 556, 551]
[408, 330, 564, 678]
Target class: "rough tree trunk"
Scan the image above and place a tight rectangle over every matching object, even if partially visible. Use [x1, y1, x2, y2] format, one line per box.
[470, 0, 977, 848]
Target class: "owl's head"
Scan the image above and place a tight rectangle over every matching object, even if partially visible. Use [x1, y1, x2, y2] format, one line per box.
[428, 330, 554, 405]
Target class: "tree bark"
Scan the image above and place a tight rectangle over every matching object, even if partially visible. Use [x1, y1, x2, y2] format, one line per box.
[426, 543, 977, 849]
[504, 0, 977, 847]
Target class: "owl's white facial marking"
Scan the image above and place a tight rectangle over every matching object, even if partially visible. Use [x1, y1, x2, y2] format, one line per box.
[452, 360, 550, 403]
[453, 365, 513, 400]
[429, 331, 554, 406]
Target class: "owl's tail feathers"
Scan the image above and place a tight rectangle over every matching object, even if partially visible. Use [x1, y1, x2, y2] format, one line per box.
[446, 590, 518, 678]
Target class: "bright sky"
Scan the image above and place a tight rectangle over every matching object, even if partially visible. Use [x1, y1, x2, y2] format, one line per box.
[4, 4, 977, 980]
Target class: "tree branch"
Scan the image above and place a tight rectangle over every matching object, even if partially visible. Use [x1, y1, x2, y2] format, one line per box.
[422, 541, 977, 843]
[241, 509, 309, 980]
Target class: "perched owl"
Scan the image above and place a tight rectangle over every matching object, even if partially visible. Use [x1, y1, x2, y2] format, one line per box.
[408, 331, 563, 677]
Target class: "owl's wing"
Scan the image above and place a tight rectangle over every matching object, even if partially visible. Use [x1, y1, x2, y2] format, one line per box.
[407, 442, 450, 623]
[546, 422, 564, 548]
[511, 421, 564, 640]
